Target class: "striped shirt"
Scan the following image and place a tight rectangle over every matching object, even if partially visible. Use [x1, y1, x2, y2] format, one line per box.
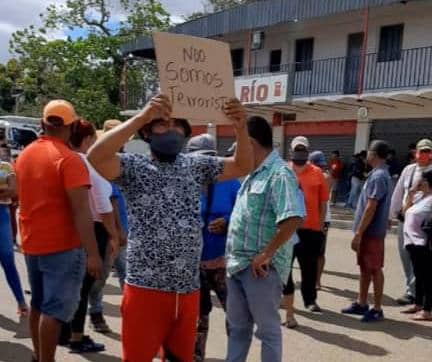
[226, 151, 305, 281]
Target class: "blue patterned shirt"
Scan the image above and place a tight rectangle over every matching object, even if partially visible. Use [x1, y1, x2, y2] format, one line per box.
[117, 153, 224, 293]
[226, 151, 305, 282]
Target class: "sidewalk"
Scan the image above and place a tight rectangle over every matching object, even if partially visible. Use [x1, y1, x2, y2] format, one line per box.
[0, 228, 431, 361]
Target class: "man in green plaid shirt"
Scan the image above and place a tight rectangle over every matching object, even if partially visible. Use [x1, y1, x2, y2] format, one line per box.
[225, 116, 305, 362]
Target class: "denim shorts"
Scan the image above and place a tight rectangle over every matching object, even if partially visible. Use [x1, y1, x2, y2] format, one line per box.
[25, 248, 86, 322]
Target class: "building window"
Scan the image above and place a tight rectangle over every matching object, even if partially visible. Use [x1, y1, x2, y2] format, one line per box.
[295, 38, 314, 72]
[231, 48, 244, 76]
[269, 49, 282, 72]
[378, 24, 404, 62]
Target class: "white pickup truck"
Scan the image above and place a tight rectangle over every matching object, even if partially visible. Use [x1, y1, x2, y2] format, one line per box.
[0, 115, 40, 156]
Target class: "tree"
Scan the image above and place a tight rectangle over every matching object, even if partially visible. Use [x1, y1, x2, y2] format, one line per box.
[8, 0, 170, 126]
[0, 59, 23, 113]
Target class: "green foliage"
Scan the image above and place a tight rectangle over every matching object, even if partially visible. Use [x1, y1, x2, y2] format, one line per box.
[5, 0, 170, 125]
[0, 59, 23, 112]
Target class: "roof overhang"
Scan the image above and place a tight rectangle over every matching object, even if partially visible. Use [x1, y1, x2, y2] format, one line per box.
[285, 87, 432, 112]
[121, 0, 415, 57]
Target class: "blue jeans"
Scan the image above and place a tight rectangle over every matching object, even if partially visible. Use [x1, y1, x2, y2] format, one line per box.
[89, 246, 126, 315]
[346, 177, 364, 210]
[25, 248, 86, 322]
[226, 266, 283, 362]
[0, 205, 25, 305]
[398, 222, 415, 297]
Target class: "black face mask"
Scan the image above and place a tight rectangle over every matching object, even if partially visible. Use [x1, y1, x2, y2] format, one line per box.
[149, 130, 185, 163]
[292, 150, 309, 166]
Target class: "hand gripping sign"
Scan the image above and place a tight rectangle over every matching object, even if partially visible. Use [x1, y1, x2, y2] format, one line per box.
[153, 32, 236, 125]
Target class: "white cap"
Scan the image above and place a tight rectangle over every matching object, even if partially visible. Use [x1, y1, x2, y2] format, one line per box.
[291, 136, 310, 150]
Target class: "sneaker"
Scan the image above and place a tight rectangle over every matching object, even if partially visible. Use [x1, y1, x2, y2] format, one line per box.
[306, 303, 322, 313]
[90, 312, 112, 334]
[361, 308, 384, 322]
[396, 294, 415, 306]
[341, 302, 369, 315]
[70, 336, 105, 354]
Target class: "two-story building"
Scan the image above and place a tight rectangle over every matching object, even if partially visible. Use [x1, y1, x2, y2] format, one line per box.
[121, 0, 432, 162]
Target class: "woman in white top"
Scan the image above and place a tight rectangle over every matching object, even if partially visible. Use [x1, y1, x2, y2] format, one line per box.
[402, 166, 432, 321]
[61, 119, 119, 353]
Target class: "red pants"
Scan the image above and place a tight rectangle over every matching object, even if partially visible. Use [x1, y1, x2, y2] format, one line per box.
[121, 284, 199, 362]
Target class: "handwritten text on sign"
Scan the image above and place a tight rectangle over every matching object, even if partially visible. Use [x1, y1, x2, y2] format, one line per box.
[153, 32, 235, 124]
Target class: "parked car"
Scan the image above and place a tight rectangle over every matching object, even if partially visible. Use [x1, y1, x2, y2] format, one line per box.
[0, 115, 40, 156]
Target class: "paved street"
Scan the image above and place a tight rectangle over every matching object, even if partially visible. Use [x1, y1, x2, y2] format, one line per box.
[1, 228, 431, 362]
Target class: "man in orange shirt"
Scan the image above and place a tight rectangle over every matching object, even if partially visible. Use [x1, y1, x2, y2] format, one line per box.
[282, 136, 329, 328]
[15, 100, 103, 362]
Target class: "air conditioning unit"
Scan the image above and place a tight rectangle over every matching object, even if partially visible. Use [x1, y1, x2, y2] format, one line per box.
[251, 31, 264, 50]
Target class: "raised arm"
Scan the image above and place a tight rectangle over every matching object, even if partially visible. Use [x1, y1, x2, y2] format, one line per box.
[88, 95, 172, 180]
[218, 99, 254, 182]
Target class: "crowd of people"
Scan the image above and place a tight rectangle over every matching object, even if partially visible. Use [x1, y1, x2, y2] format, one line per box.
[0, 93, 431, 362]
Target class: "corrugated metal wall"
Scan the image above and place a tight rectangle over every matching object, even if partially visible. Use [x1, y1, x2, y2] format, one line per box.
[370, 118, 432, 160]
[173, 0, 405, 37]
[217, 137, 236, 156]
[284, 135, 356, 163]
[122, 0, 409, 55]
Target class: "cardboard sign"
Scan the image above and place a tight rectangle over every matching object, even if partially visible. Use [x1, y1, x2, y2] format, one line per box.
[153, 32, 235, 124]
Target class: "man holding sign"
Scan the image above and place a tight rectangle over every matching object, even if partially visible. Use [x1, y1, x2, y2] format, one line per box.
[88, 94, 252, 362]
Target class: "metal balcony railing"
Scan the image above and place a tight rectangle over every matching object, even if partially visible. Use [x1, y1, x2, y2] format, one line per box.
[237, 46, 432, 97]
[123, 46, 432, 110]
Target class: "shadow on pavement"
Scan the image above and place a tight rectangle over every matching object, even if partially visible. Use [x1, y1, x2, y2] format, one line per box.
[0, 314, 30, 339]
[296, 308, 432, 341]
[322, 269, 360, 281]
[105, 331, 121, 342]
[81, 352, 119, 362]
[321, 285, 396, 306]
[205, 359, 225, 362]
[293, 325, 388, 356]
[102, 301, 121, 318]
[0, 341, 33, 361]
[103, 282, 123, 296]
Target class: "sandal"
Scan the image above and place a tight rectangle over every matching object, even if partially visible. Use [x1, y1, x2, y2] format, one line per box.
[401, 305, 422, 314]
[411, 311, 432, 321]
[282, 316, 298, 329]
[18, 304, 29, 317]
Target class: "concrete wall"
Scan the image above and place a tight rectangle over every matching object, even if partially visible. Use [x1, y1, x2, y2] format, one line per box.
[222, 1, 432, 72]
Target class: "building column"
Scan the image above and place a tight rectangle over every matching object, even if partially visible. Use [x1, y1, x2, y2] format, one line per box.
[273, 125, 285, 156]
[272, 112, 285, 156]
[207, 122, 217, 139]
[354, 107, 371, 153]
